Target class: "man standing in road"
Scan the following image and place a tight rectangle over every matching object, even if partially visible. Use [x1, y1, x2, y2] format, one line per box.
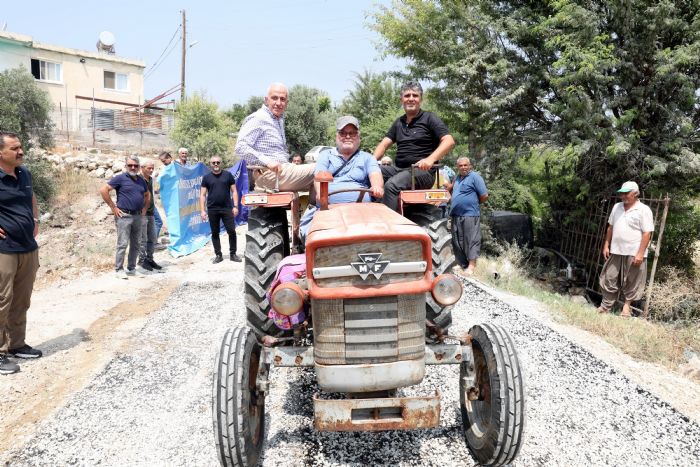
[99, 155, 150, 279]
[0, 132, 42, 374]
[137, 161, 163, 273]
[235, 83, 315, 196]
[200, 155, 241, 264]
[597, 181, 654, 317]
[446, 157, 488, 276]
[373, 81, 455, 212]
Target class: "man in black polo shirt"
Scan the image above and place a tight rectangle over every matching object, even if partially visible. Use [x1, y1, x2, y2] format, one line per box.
[373, 81, 456, 212]
[199, 155, 241, 264]
[99, 155, 150, 279]
[0, 131, 42, 374]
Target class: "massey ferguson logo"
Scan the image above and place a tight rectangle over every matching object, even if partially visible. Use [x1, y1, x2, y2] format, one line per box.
[351, 253, 390, 280]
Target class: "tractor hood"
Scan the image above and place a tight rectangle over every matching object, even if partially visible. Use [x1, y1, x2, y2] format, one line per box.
[305, 203, 433, 300]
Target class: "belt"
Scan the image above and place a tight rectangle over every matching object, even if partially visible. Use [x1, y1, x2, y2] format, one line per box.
[119, 208, 141, 215]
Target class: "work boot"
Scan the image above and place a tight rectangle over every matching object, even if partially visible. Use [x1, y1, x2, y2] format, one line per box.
[0, 354, 20, 375]
[230, 253, 242, 262]
[212, 255, 224, 264]
[147, 259, 163, 270]
[139, 260, 154, 272]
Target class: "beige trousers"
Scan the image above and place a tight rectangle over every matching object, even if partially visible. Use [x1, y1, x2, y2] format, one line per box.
[0, 250, 39, 353]
[254, 163, 316, 202]
[598, 254, 647, 310]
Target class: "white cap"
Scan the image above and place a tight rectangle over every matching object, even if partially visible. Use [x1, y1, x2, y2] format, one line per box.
[617, 181, 639, 193]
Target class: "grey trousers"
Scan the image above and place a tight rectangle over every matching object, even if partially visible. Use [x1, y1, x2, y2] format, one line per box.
[115, 214, 143, 271]
[451, 215, 482, 267]
[598, 254, 647, 310]
[138, 215, 156, 263]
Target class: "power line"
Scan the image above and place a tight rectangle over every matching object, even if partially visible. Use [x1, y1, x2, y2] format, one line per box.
[144, 36, 181, 80]
[145, 25, 181, 75]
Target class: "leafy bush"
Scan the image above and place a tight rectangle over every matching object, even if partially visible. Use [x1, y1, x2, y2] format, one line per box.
[24, 156, 55, 210]
[0, 66, 54, 149]
[648, 267, 700, 322]
[170, 93, 235, 161]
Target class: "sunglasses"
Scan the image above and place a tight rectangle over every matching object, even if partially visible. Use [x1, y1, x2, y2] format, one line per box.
[211, 161, 221, 165]
[338, 131, 358, 138]
[127, 164, 140, 168]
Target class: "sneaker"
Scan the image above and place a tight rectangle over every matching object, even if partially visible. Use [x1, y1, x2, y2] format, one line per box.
[0, 354, 20, 374]
[230, 253, 242, 262]
[147, 259, 163, 270]
[139, 261, 154, 272]
[116, 269, 128, 280]
[9, 344, 42, 359]
[154, 243, 167, 251]
[212, 255, 224, 264]
[126, 269, 136, 276]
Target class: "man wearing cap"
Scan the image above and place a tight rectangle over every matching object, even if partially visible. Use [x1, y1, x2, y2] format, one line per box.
[597, 181, 654, 317]
[299, 116, 384, 239]
[373, 80, 455, 212]
[235, 83, 315, 197]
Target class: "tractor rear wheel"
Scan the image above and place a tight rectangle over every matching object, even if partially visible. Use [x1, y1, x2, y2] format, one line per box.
[244, 207, 290, 338]
[406, 205, 456, 333]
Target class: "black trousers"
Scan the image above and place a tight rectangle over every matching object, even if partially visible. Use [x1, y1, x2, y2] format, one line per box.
[208, 208, 237, 256]
[380, 165, 435, 212]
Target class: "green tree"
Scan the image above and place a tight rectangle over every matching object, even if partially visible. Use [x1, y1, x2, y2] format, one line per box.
[0, 66, 54, 148]
[171, 93, 235, 161]
[373, 0, 700, 269]
[284, 85, 336, 154]
[339, 71, 403, 154]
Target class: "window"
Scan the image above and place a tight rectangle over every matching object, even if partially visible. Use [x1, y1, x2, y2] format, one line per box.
[104, 70, 129, 91]
[30, 59, 62, 83]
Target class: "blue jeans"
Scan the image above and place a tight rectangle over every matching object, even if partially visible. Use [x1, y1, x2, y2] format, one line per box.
[154, 209, 163, 237]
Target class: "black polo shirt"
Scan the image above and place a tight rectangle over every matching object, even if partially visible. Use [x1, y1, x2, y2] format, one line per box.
[0, 165, 38, 253]
[386, 110, 450, 168]
[201, 171, 236, 210]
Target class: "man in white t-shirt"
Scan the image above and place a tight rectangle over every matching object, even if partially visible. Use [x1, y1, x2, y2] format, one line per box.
[597, 181, 654, 317]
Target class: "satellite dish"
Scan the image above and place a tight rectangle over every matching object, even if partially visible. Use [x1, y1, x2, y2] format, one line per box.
[97, 31, 116, 54]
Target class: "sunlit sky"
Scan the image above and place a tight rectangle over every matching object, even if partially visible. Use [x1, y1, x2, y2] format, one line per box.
[2, 0, 404, 107]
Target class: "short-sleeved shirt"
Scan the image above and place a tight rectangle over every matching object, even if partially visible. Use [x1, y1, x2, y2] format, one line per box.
[140, 175, 155, 216]
[450, 171, 488, 217]
[202, 170, 236, 210]
[0, 165, 37, 253]
[608, 201, 655, 257]
[315, 148, 380, 204]
[108, 173, 148, 212]
[386, 110, 450, 168]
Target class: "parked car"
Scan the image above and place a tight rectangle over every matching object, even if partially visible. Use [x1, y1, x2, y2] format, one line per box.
[303, 145, 333, 162]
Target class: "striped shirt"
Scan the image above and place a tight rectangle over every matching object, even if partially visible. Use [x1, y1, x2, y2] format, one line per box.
[235, 105, 289, 166]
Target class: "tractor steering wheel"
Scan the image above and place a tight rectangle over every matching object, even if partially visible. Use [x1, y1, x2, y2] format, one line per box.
[327, 188, 373, 203]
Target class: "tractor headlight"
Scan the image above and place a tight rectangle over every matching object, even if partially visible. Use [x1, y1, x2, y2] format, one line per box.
[271, 282, 305, 316]
[431, 274, 462, 306]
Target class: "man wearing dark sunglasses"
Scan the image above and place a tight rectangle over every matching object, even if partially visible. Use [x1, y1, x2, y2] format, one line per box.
[99, 155, 150, 279]
[199, 156, 241, 263]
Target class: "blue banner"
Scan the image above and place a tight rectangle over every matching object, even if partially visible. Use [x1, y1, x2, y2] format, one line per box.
[227, 159, 249, 226]
[159, 162, 211, 257]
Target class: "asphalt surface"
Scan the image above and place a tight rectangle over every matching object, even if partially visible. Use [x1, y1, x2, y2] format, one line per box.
[4, 272, 700, 466]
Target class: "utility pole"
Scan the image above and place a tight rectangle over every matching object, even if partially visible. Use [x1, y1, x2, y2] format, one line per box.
[180, 9, 186, 102]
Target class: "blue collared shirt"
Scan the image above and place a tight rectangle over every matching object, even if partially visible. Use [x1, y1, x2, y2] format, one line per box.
[315, 148, 380, 204]
[450, 171, 488, 217]
[0, 165, 37, 253]
[235, 105, 289, 166]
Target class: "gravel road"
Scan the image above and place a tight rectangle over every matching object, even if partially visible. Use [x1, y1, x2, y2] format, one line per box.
[5, 271, 700, 466]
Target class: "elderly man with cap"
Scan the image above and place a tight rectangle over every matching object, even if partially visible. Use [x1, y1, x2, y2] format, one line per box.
[299, 116, 384, 239]
[597, 181, 654, 317]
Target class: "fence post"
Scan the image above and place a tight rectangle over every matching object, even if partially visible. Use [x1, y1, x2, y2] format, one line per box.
[643, 195, 671, 318]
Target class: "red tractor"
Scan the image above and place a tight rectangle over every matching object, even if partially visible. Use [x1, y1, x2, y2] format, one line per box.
[212, 167, 525, 466]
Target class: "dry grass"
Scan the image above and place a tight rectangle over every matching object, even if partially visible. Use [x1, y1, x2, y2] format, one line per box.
[52, 169, 101, 206]
[473, 245, 700, 370]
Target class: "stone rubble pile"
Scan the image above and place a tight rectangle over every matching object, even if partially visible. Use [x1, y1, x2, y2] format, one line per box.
[30, 148, 160, 180]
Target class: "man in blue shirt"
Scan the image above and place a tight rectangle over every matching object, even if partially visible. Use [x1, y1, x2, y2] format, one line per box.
[299, 116, 384, 238]
[0, 132, 42, 374]
[99, 155, 150, 279]
[447, 157, 489, 276]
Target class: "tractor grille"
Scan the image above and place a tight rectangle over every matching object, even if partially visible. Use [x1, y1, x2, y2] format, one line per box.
[312, 294, 425, 365]
[313, 241, 424, 288]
